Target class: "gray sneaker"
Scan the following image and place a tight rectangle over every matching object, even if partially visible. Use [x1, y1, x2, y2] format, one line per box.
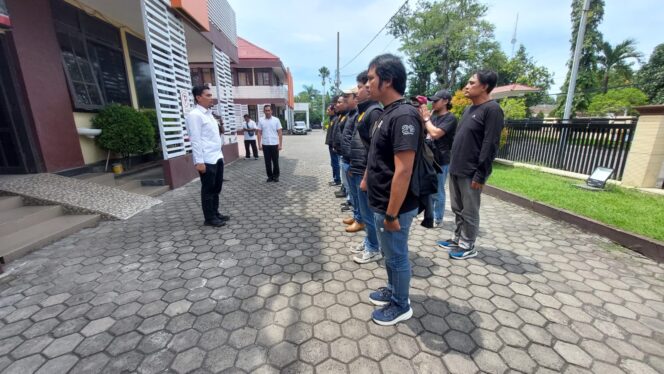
[349, 242, 365, 254]
[353, 249, 383, 264]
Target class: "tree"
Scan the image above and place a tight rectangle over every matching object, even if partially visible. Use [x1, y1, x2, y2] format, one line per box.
[598, 39, 643, 93]
[637, 43, 664, 104]
[497, 45, 554, 108]
[500, 98, 527, 119]
[587, 88, 648, 116]
[295, 85, 323, 125]
[555, 0, 606, 116]
[389, 0, 497, 91]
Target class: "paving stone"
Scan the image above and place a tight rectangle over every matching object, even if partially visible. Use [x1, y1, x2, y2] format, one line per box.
[473, 349, 508, 374]
[35, 354, 78, 374]
[528, 344, 565, 370]
[81, 317, 115, 337]
[203, 346, 237, 372]
[172, 347, 205, 374]
[554, 341, 593, 368]
[3, 354, 45, 374]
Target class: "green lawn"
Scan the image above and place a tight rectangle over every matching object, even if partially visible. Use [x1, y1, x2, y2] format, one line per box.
[488, 164, 664, 241]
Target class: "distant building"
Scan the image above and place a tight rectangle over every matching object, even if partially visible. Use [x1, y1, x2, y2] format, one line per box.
[530, 104, 556, 117]
[231, 37, 294, 131]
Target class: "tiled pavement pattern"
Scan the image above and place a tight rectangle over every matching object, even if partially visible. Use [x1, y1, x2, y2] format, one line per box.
[1, 131, 663, 374]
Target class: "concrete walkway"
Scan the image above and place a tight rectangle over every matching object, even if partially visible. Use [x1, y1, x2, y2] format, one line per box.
[0, 131, 662, 374]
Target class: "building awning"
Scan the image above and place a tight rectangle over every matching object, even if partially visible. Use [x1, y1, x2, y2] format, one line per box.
[491, 83, 540, 100]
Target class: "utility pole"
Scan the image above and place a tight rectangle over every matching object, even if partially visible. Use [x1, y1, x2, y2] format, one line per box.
[557, 0, 591, 167]
[335, 32, 341, 94]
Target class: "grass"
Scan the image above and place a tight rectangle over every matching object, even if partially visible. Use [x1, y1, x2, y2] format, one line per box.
[488, 164, 664, 242]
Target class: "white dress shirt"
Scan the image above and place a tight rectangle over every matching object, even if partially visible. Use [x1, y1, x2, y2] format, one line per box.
[186, 104, 223, 164]
[258, 116, 281, 145]
[243, 119, 257, 141]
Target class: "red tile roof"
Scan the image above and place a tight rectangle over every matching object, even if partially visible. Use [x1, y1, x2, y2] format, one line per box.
[237, 37, 280, 60]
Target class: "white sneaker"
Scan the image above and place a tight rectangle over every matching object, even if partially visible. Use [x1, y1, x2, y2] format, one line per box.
[349, 242, 365, 254]
[353, 249, 383, 264]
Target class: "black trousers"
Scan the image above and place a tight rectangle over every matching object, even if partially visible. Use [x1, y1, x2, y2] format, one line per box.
[262, 145, 280, 179]
[199, 158, 224, 221]
[244, 139, 258, 158]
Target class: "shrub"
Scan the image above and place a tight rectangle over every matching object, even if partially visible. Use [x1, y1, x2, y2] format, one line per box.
[450, 90, 472, 118]
[141, 109, 161, 153]
[500, 98, 527, 120]
[94, 104, 155, 163]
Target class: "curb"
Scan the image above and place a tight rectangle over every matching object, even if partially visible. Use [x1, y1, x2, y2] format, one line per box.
[483, 185, 664, 262]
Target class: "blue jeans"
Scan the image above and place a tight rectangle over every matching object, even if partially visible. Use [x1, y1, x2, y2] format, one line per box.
[350, 173, 378, 251]
[347, 171, 362, 222]
[341, 160, 351, 204]
[374, 208, 418, 308]
[328, 146, 340, 184]
[431, 165, 449, 222]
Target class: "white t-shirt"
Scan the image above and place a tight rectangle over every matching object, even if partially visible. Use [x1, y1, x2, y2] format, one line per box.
[258, 117, 282, 145]
[243, 120, 257, 140]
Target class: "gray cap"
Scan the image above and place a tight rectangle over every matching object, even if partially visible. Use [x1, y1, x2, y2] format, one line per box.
[428, 89, 452, 102]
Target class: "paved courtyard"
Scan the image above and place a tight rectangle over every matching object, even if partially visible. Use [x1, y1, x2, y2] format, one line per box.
[1, 131, 663, 374]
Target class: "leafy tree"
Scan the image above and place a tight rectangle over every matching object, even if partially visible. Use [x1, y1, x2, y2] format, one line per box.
[450, 90, 472, 118]
[555, 0, 606, 116]
[295, 85, 323, 124]
[598, 39, 642, 93]
[500, 98, 527, 119]
[493, 45, 555, 108]
[587, 88, 648, 116]
[637, 43, 664, 104]
[389, 0, 497, 90]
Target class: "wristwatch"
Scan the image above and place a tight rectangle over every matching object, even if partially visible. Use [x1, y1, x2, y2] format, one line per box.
[385, 214, 398, 222]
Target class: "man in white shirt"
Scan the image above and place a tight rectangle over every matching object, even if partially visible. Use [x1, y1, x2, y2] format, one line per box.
[257, 105, 283, 182]
[186, 85, 229, 227]
[242, 114, 259, 160]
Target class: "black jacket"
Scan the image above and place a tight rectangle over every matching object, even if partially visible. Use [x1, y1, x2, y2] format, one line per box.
[324, 115, 337, 145]
[349, 101, 382, 175]
[332, 111, 349, 153]
[340, 108, 358, 160]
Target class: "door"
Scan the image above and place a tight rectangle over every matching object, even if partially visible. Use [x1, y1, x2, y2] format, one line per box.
[0, 32, 39, 174]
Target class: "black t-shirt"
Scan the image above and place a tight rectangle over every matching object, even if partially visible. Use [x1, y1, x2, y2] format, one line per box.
[430, 112, 457, 165]
[366, 100, 421, 214]
[449, 100, 504, 184]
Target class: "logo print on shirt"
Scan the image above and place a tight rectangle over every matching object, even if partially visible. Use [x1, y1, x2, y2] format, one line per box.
[401, 124, 415, 136]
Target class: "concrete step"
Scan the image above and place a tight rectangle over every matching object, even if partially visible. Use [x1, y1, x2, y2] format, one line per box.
[116, 180, 142, 190]
[124, 185, 170, 197]
[0, 205, 63, 236]
[0, 196, 22, 211]
[76, 173, 116, 187]
[0, 214, 100, 262]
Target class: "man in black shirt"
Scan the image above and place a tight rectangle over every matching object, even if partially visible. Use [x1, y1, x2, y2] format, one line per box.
[440, 70, 504, 260]
[363, 54, 420, 326]
[348, 71, 383, 263]
[324, 101, 340, 186]
[420, 90, 457, 227]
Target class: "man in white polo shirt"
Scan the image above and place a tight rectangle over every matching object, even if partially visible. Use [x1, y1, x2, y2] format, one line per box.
[186, 85, 229, 227]
[257, 105, 283, 182]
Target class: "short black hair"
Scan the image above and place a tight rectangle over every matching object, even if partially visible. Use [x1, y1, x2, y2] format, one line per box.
[192, 85, 210, 103]
[368, 54, 406, 95]
[331, 95, 339, 105]
[263, 104, 271, 110]
[474, 70, 498, 93]
[243, 114, 250, 118]
[356, 70, 368, 85]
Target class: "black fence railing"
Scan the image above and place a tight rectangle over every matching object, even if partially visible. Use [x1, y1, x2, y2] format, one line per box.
[497, 118, 637, 180]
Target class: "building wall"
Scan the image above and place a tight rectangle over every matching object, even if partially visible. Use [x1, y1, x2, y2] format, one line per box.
[7, 0, 85, 172]
[74, 113, 109, 165]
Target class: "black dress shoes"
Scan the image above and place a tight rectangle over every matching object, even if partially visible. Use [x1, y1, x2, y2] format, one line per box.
[204, 219, 226, 227]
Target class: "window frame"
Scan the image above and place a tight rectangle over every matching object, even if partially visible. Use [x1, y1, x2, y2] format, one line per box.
[52, 1, 131, 111]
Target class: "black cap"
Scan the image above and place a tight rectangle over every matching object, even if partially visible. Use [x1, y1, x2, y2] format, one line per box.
[428, 89, 452, 102]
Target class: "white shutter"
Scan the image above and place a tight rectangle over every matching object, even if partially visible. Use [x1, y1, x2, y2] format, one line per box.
[213, 47, 237, 144]
[140, 0, 193, 159]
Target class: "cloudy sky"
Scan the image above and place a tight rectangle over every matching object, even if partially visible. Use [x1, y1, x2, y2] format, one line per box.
[228, 0, 663, 98]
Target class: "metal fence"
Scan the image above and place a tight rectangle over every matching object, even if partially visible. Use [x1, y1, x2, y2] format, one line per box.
[497, 118, 637, 180]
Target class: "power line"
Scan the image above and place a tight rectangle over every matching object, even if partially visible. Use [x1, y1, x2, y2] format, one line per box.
[339, 0, 408, 70]
[339, 37, 398, 78]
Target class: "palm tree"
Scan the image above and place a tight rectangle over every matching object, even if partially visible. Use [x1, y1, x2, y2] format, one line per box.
[598, 39, 643, 93]
[318, 66, 331, 119]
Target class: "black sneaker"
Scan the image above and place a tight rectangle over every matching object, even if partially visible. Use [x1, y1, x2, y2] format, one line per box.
[216, 214, 230, 222]
[273, 177, 279, 182]
[266, 178, 274, 183]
